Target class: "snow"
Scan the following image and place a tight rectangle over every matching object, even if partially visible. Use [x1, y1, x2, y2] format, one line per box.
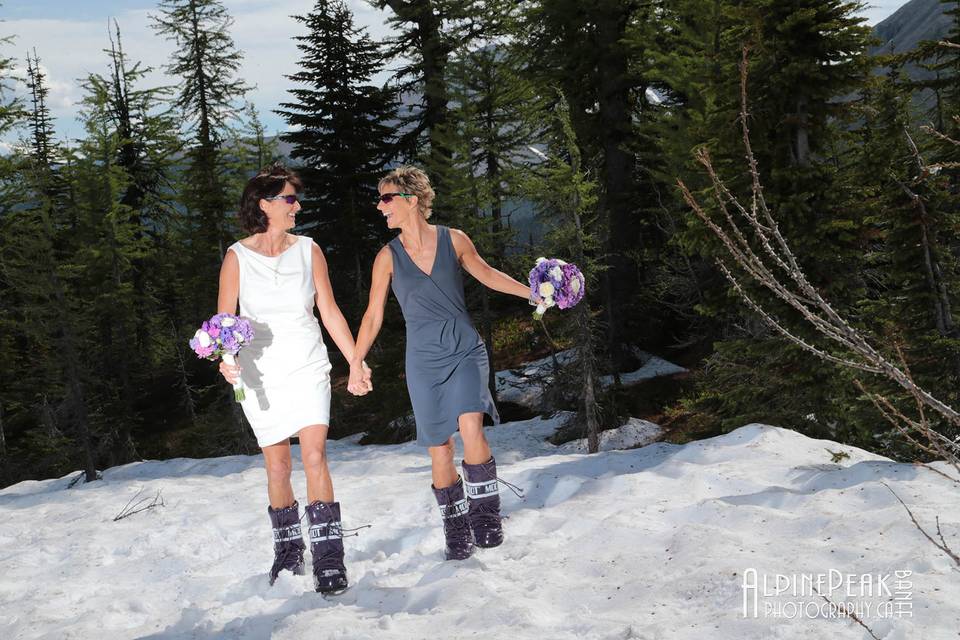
[559, 417, 664, 453]
[598, 354, 687, 387]
[2, 416, 957, 639]
[496, 349, 686, 408]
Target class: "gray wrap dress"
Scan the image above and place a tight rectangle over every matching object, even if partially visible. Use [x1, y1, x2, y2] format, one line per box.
[388, 225, 500, 446]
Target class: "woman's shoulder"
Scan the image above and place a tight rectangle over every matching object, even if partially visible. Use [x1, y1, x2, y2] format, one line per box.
[226, 238, 246, 257]
[236, 235, 258, 249]
[374, 244, 395, 272]
[446, 227, 471, 247]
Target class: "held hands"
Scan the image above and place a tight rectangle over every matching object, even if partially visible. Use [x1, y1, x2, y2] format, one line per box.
[347, 360, 373, 396]
[222, 356, 373, 395]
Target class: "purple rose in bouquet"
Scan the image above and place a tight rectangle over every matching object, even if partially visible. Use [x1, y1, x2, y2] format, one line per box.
[189, 313, 255, 401]
[528, 257, 585, 319]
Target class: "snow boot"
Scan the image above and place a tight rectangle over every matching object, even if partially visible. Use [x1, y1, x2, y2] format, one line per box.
[432, 477, 474, 560]
[462, 457, 504, 548]
[304, 500, 348, 594]
[267, 501, 306, 585]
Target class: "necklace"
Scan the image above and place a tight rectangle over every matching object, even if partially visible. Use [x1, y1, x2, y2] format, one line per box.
[242, 237, 295, 286]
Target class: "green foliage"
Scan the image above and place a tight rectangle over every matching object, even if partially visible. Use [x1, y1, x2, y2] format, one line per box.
[277, 0, 395, 321]
[151, 0, 249, 277]
[6, 0, 960, 485]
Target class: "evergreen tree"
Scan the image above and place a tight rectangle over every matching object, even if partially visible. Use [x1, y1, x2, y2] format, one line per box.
[151, 0, 248, 271]
[66, 75, 144, 467]
[850, 66, 960, 451]
[372, 0, 505, 196]
[521, 93, 604, 451]
[5, 52, 98, 482]
[439, 44, 545, 399]
[520, 0, 651, 366]
[0, 30, 25, 486]
[680, 1, 880, 441]
[913, 1, 960, 136]
[277, 0, 395, 320]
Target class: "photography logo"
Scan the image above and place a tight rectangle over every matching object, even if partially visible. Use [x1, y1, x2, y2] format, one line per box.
[741, 569, 913, 620]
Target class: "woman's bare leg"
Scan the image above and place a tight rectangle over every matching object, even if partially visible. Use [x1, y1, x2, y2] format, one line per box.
[298, 424, 334, 503]
[458, 412, 492, 465]
[428, 437, 459, 488]
[262, 440, 295, 508]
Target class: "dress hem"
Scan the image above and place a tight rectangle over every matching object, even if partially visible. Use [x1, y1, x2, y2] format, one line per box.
[255, 419, 331, 448]
[415, 406, 500, 447]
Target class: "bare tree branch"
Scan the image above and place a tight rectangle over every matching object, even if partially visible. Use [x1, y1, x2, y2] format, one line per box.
[816, 592, 882, 640]
[882, 483, 960, 567]
[114, 488, 165, 521]
[677, 46, 960, 472]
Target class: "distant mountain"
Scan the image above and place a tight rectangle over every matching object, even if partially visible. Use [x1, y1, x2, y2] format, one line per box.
[871, 0, 952, 83]
[874, 0, 951, 56]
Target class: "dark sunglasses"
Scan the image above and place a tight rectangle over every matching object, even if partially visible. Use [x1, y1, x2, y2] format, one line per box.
[378, 192, 413, 204]
[263, 194, 299, 205]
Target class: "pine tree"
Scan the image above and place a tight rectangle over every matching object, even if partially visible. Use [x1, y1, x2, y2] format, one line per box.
[848, 65, 960, 451]
[519, 0, 651, 366]
[151, 0, 248, 270]
[0, 30, 25, 485]
[679, 1, 881, 441]
[66, 75, 144, 466]
[439, 44, 545, 399]
[7, 52, 98, 482]
[372, 0, 503, 196]
[521, 93, 604, 451]
[276, 0, 395, 320]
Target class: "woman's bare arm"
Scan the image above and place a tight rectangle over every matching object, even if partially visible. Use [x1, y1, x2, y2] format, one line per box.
[449, 228, 531, 300]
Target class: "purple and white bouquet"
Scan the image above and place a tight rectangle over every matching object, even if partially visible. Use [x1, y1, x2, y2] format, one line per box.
[189, 313, 255, 401]
[528, 257, 585, 320]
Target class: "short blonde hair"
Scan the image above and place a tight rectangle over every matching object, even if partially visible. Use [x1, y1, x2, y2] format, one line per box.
[379, 165, 435, 219]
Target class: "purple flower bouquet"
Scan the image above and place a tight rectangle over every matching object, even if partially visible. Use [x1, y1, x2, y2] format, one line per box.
[189, 313, 255, 401]
[528, 257, 585, 320]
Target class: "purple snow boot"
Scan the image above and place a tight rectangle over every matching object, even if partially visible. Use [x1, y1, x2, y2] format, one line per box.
[304, 500, 348, 594]
[462, 457, 504, 548]
[432, 477, 474, 560]
[267, 501, 306, 585]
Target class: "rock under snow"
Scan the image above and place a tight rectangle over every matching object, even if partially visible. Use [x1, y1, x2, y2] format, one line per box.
[496, 348, 686, 409]
[558, 417, 664, 453]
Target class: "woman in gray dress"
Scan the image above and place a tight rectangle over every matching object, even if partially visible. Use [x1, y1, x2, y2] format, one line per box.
[350, 166, 536, 560]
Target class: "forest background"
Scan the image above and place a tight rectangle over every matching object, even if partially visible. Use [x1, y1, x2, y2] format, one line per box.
[1, 0, 958, 488]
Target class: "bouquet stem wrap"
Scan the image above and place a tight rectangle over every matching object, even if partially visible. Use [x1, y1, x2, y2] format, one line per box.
[222, 353, 245, 402]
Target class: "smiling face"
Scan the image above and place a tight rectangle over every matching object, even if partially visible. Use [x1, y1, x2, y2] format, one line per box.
[376, 182, 419, 229]
[259, 181, 301, 232]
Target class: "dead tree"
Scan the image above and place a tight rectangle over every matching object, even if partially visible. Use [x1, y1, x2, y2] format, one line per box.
[676, 48, 960, 476]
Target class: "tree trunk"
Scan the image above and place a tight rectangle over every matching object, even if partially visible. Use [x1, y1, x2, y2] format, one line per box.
[794, 96, 810, 167]
[568, 131, 600, 453]
[596, 3, 636, 368]
[0, 400, 6, 458]
[384, 0, 451, 180]
[917, 210, 960, 378]
[581, 307, 600, 454]
[172, 322, 199, 428]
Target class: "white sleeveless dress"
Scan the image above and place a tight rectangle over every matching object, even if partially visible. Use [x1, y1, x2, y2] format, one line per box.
[227, 235, 333, 447]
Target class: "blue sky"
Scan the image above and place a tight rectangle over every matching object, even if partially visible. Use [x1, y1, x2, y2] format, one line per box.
[0, 0, 908, 146]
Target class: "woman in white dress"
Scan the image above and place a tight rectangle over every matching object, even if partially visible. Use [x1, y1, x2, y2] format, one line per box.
[217, 164, 371, 593]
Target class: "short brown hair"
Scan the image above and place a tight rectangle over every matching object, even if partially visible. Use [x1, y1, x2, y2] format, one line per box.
[238, 164, 303, 234]
[378, 165, 435, 219]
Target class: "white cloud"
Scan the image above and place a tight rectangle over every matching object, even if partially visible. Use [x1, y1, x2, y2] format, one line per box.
[0, 1, 394, 142]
